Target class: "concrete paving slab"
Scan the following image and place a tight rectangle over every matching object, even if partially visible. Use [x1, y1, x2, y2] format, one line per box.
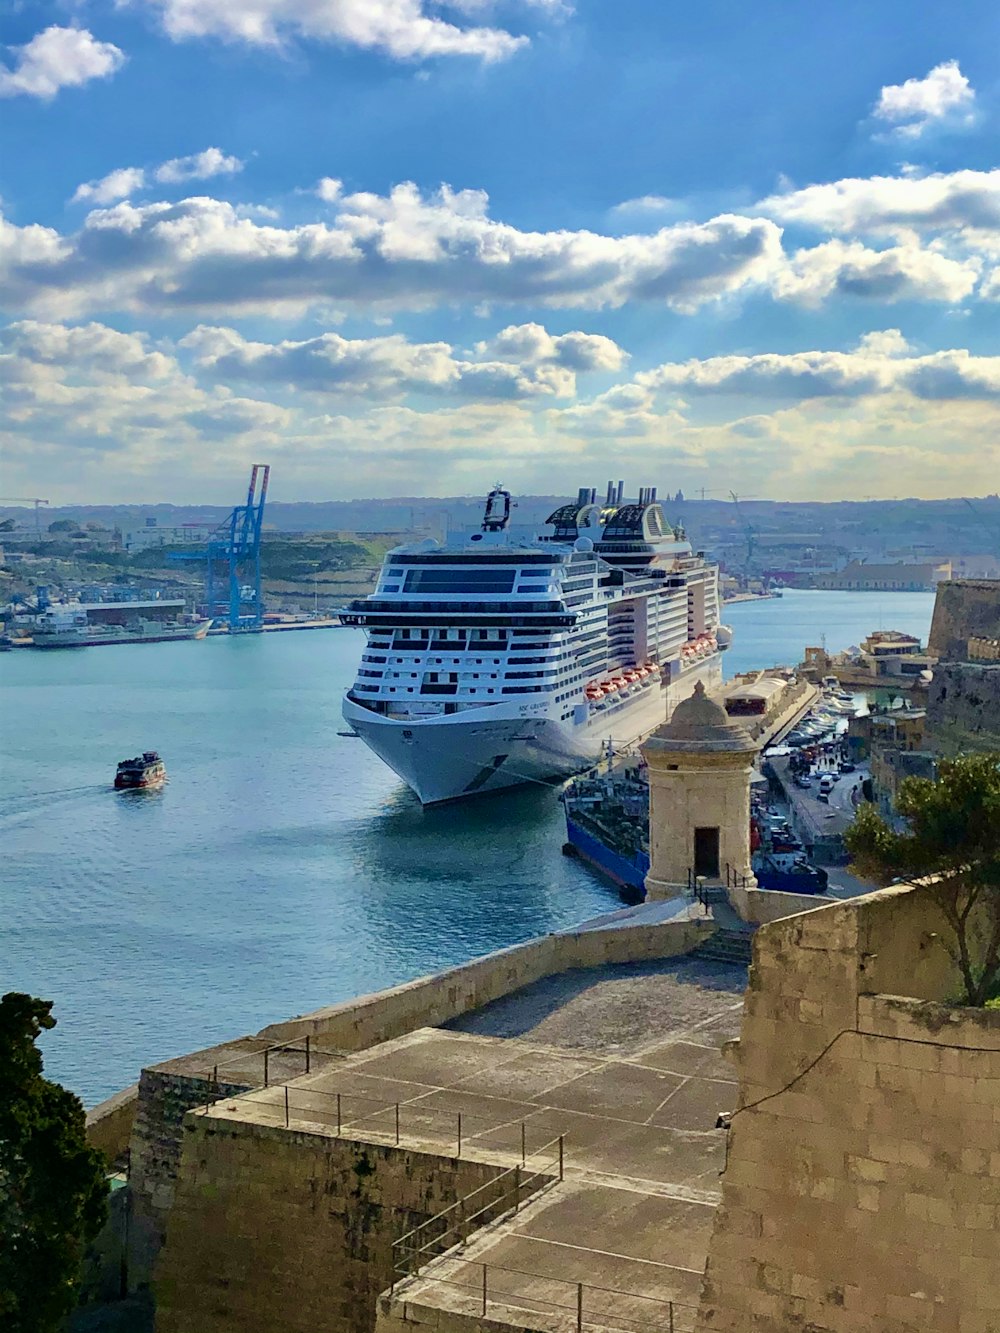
[450, 1049, 605, 1102]
[648, 1079, 737, 1133]
[536, 1063, 687, 1123]
[505, 1182, 715, 1271]
[577, 1123, 725, 1194]
[348, 1031, 510, 1086]
[629, 1039, 735, 1082]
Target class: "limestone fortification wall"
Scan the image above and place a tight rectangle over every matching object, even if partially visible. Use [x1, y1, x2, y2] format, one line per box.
[85, 1083, 139, 1163]
[726, 884, 832, 925]
[258, 917, 712, 1050]
[129, 1068, 253, 1291]
[696, 885, 1000, 1333]
[155, 1116, 510, 1333]
[124, 916, 708, 1295]
[926, 660, 1000, 754]
[927, 578, 1000, 659]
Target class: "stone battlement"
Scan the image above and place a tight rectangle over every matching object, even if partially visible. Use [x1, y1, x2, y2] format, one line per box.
[696, 883, 1000, 1333]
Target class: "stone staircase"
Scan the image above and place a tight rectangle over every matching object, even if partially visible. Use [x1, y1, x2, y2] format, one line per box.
[689, 926, 755, 966]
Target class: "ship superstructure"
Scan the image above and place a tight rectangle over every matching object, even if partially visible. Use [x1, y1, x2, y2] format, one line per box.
[342, 483, 731, 804]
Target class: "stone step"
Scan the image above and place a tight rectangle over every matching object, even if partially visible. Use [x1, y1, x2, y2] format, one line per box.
[689, 927, 754, 966]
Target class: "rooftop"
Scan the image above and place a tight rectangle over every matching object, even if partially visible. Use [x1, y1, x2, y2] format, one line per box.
[646, 680, 757, 754]
[199, 956, 745, 1333]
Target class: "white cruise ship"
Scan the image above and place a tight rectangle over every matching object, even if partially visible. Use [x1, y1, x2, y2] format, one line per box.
[342, 483, 731, 804]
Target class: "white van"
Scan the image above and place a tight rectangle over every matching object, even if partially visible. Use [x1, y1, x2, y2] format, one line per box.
[819, 774, 835, 796]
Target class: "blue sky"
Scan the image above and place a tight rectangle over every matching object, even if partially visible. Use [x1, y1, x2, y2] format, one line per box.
[2, 0, 1000, 502]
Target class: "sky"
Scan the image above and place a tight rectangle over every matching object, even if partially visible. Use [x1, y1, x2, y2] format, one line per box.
[2, 1, 1000, 504]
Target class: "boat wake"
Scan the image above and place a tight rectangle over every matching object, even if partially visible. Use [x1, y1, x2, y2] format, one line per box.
[0, 784, 107, 826]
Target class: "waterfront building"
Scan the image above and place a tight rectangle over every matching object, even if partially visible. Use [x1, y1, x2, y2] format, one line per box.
[814, 559, 950, 592]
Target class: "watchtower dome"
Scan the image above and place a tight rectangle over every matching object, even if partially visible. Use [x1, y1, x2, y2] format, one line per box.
[640, 680, 759, 901]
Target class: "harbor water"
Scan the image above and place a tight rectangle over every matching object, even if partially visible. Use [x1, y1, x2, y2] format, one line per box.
[0, 589, 935, 1104]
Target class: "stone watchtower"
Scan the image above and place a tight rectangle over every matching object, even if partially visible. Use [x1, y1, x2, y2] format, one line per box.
[641, 680, 759, 901]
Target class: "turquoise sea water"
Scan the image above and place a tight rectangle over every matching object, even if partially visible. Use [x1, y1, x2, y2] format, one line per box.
[0, 589, 935, 1104]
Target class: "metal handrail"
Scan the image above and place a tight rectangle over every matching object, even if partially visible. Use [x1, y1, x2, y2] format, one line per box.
[199, 1078, 548, 1159]
[204, 1034, 348, 1087]
[393, 1135, 565, 1283]
[391, 1253, 700, 1332]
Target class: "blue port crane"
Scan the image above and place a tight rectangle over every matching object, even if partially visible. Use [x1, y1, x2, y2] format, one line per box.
[205, 465, 270, 632]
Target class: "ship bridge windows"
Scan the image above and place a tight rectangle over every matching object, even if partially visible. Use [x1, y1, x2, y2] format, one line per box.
[403, 568, 517, 594]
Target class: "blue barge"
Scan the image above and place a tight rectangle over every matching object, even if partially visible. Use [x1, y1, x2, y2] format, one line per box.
[562, 760, 827, 899]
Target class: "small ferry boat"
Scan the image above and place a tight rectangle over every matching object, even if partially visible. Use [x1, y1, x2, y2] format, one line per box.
[114, 752, 166, 790]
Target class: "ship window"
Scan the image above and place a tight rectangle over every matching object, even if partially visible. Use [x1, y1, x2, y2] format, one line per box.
[403, 568, 516, 594]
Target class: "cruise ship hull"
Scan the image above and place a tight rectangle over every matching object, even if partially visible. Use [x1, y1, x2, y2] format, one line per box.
[344, 657, 721, 805]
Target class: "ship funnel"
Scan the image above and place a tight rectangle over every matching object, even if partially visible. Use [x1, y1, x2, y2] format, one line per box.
[577, 487, 591, 507]
[617, 480, 625, 502]
[590, 488, 597, 504]
[651, 486, 657, 501]
[606, 481, 615, 504]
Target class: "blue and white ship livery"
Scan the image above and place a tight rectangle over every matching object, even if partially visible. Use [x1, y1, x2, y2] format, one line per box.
[342, 483, 731, 804]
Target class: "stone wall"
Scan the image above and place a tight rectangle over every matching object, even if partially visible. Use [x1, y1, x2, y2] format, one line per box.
[926, 660, 1000, 754]
[695, 885, 1000, 1333]
[128, 1068, 252, 1292]
[86, 1084, 139, 1164]
[122, 916, 706, 1300]
[927, 578, 1000, 659]
[727, 884, 831, 925]
[258, 917, 711, 1049]
[155, 1116, 511, 1333]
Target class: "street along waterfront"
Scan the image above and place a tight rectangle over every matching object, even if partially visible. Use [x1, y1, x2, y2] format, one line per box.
[0, 589, 935, 1103]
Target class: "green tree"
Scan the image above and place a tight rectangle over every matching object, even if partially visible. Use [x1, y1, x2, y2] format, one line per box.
[0, 994, 108, 1332]
[846, 754, 1000, 1006]
[47, 519, 80, 534]
[0, 518, 15, 532]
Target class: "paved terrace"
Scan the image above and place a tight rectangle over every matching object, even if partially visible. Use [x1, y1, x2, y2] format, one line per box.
[201, 957, 744, 1333]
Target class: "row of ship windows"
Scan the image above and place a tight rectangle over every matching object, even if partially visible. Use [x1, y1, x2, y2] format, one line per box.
[361, 667, 584, 684]
[373, 632, 557, 644]
[378, 578, 552, 594]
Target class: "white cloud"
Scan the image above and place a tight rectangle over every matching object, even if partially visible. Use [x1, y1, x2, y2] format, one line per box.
[855, 329, 910, 357]
[154, 147, 244, 184]
[72, 167, 147, 206]
[773, 238, 979, 305]
[316, 177, 343, 203]
[0, 186, 784, 319]
[759, 169, 1000, 242]
[0, 319, 288, 470]
[181, 321, 625, 399]
[131, 0, 530, 61]
[70, 148, 244, 206]
[873, 60, 975, 138]
[4, 319, 999, 503]
[637, 336, 1000, 402]
[0, 26, 125, 100]
[476, 322, 627, 373]
[611, 196, 676, 216]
